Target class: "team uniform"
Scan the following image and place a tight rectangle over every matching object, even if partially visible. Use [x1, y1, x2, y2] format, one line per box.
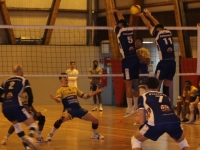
[56, 86, 88, 119]
[0, 76, 32, 122]
[88, 67, 102, 91]
[139, 63, 149, 85]
[114, 26, 140, 80]
[138, 91, 182, 141]
[182, 85, 198, 102]
[151, 28, 176, 80]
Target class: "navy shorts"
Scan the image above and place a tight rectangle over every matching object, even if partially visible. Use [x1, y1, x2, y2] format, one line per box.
[122, 56, 140, 80]
[139, 122, 183, 141]
[3, 106, 31, 122]
[65, 108, 88, 119]
[155, 60, 176, 80]
[138, 76, 148, 85]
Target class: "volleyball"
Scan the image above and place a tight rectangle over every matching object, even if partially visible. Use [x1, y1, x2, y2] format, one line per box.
[130, 5, 141, 15]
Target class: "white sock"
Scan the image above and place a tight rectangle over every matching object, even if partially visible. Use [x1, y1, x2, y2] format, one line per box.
[6, 133, 11, 138]
[50, 127, 57, 135]
[189, 114, 194, 121]
[139, 88, 146, 96]
[186, 114, 190, 119]
[126, 98, 133, 110]
[133, 97, 138, 109]
[37, 131, 42, 137]
[93, 129, 98, 134]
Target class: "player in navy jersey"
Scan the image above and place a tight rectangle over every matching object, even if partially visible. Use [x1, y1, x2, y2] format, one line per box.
[46, 73, 104, 141]
[1, 91, 46, 145]
[0, 64, 38, 150]
[109, 9, 140, 117]
[131, 77, 189, 150]
[138, 9, 176, 98]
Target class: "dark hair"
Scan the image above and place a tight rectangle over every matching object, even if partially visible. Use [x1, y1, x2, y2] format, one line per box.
[154, 24, 164, 30]
[59, 72, 67, 80]
[135, 38, 143, 43]
[93, 60, 98, 63]
[117, 19, 129, 27]
[145, 77, 159, 89]
[185, 80, 192, 85]
[70, 61, 75, 64]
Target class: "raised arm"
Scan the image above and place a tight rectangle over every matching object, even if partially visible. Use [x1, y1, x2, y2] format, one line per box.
[143, 9, 159, 26]
[108, 9, 124, 28]
[81, 87, 104, 99]
[50, 95, 61, 103]
[137, 12, 153, 31]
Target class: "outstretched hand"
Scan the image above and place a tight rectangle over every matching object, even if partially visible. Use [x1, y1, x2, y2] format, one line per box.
[96, 87, 104, 93]
[50, 95, 61, 103]
[143, 9, 151, 16]
[50, 95, 57, 100]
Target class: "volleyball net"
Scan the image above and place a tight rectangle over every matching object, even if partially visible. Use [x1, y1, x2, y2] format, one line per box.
[0, 25, 199, 77]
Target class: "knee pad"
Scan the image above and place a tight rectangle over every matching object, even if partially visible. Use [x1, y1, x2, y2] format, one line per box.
[178, 139, 189, 149]
[131, 136, 141, 149]
[132, 79, 139, 93]
[38, 115, 46, 126]
[189, 103, 194, 111]
[54, 116, 65, 129]
[92, 123, 98, 129]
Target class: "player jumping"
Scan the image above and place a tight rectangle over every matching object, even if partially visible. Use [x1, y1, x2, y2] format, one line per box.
[138, 9, 176, 98]
[109, 9, 140, 117]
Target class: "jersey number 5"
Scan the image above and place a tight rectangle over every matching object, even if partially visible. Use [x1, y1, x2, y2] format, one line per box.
[127, 36, 133, 44]
[9, 82, 15, 89]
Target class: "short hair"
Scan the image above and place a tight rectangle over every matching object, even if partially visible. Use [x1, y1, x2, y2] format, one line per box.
[70, 61, 75, 64]
[154, 24, 164, 30]
[13, 64, 22, 73]
[117, 19, 129, 27]
[59, 72, 67, 80]
[93, 60, 98, 63]
[135, 38, 143, 43]
[185, 80, 192, 85]
[145, 77, 159, 89]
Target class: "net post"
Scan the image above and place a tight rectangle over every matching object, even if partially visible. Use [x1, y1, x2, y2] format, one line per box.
[197, 23, 200, 75]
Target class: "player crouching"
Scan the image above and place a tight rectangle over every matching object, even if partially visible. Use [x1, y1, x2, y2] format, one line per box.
[1, 92, 46, 146]
[132, 77, 190, 150]
[46, 73, 104, 141]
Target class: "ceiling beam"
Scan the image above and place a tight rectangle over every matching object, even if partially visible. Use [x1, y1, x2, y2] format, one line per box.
[173, 0, 192, 58]
[3, 0, 199, 14]
[104, 0, 121, 59]
[43, 0, 61, 45]
[0, 0, 16, 44]
[96, 0, 200, 13]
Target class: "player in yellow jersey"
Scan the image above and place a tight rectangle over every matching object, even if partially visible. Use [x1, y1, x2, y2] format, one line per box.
[46, 73, 104, 141]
